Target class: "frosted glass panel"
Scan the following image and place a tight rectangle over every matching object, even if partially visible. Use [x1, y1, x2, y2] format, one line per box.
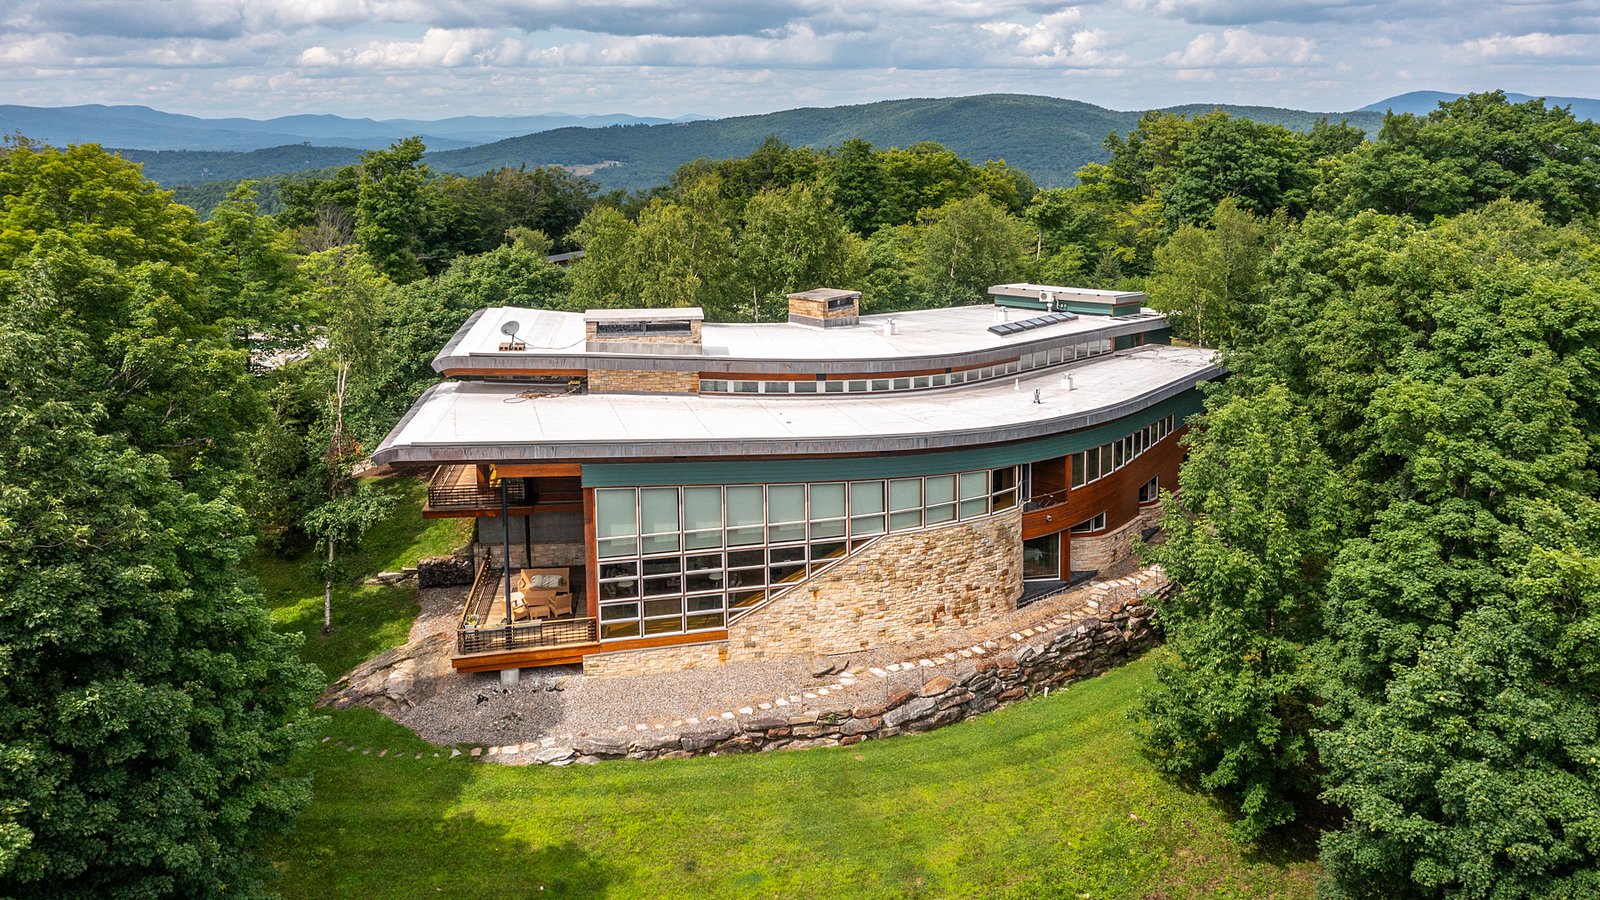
[726, 485, 764, 527]
[925, 475, 956, 505]
[767, 484, 805, 524]
[959, 472, 987, 501]
[640, 487, 680, 535]
[682, 486, 722, 531]
[889, 478, 922, 511]
[850, 481, 885, 515]
[810, 483, 846, 519]
[596, 489, 637, 538]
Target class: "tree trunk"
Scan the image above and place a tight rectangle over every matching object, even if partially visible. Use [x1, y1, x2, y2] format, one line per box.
[323, 538, 335, 634]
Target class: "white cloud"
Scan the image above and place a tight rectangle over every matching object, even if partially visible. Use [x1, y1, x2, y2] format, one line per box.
[1462, 32, 1592, 59]
[1167, 28, 1318, 67]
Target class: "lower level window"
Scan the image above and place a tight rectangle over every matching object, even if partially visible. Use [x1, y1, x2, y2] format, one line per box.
[1070, 512, 1107, 534]
[1139, 475, 1160, 504]
[1022, 534, 1062, 580]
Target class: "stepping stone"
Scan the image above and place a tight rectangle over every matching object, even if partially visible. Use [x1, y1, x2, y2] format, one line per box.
[321, 736, 331, 743]
[738, 707, 754, 715]
[449, 749, 461, 758]
[817, 688, 829, 696]
[469, 748, 482, 757]
[919, 659, 935, 668]
[636, 724, 648, 731]
[885, 663, 900, 672]
[347, 746, 356, 752]
[415, 753, 423, 759]
[1009, 633, 1024, 641]
[839, 677, 855, 686]
[720, 712, 735, 720]
[775, 698, 789, 706]
[486, 747, 499, 756]
[943, 652, 958, 661]
[959, 650, 972, 658]
[789, 695, 801, 703]
[869, 667, 888, 677]
[362, 748, 372, 755]
[379, 749, 388, 757]
[687, 717, 700, 725]
[804, 692, 817, 699]
[972, 646, 987, 655]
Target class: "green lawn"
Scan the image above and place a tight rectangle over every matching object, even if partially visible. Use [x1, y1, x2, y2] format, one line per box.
[270, 658, 1317, 899]
[254, 477, 474, 680]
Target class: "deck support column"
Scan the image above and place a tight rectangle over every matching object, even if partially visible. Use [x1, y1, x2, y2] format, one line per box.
[523, 510, 532, 571]
[501, 478, 513, 625]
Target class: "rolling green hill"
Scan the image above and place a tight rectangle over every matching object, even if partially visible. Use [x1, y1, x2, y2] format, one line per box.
[124, 94, 1386, 194]
[429, 94, 1383, 189]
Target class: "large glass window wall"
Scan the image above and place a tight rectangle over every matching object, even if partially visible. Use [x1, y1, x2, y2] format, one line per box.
[699, 335, 1116, 396]
[594, 468, 1020, 641]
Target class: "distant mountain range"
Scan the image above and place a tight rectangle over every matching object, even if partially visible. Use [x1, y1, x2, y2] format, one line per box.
[1359, 91, 1600, 121]
[22, 90, 1592, 199]
[0, 103, 708, 152]
[114, 94, 1388, 191]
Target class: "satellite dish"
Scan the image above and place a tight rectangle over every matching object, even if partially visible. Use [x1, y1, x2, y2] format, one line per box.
[500, 320, 522, 337]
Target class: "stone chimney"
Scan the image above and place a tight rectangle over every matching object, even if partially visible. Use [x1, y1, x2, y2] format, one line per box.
[786, 288, 860, 328]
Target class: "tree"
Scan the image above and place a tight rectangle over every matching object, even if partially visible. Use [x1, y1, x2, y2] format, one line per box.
[735, 184, 862, 321]
[916, 194, 1030, 306]
[1138, 385, 1347, 842]
[0, 268, 319, 898]
[200, 180, 305, 350]
[354, 137, 430, 283]
[566, 205, 638, 309]
[824, 138, 887, 234]
[1145, 198, 1272, 348]
[1333, 91, 1600, 223]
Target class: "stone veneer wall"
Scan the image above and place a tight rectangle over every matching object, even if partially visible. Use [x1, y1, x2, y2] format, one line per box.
[1069, 515, 1145, 573]
[583, 639, 731, 677]
[530, 583, 1162, 765]
[478, 540, 584, 569]
[728, 508, 1023, 661]
[586, 368, 700, 394]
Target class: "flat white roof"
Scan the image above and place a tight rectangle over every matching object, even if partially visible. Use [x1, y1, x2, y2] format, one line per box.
[445, 303, 1164, 367]
[376, 345, 1219, 464]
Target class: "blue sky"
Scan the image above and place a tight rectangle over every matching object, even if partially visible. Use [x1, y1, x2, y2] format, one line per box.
[1, 0, 1596, 118]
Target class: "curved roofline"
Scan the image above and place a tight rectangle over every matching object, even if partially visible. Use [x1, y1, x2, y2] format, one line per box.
[372, 357, 1221, 467]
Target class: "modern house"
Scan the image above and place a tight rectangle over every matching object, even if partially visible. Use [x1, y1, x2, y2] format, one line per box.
[372, 287, 1219, 679]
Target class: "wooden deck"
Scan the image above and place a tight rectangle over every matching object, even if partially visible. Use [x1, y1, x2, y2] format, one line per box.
[451, 630, 730, 673]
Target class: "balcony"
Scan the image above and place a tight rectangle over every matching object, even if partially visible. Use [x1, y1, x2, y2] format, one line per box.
[452, 558, 600, 670]
[424, 466, 582, 518]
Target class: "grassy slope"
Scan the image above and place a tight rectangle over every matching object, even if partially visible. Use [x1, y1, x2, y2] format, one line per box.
[254, 477, 474, 680]
[271, 658, 1317, 899]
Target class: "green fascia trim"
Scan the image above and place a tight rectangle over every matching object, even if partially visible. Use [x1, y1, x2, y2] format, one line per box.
[584, 389, 1206, 487]
[1148, 327, 1173, 345]
[991, 295, 1050, 310]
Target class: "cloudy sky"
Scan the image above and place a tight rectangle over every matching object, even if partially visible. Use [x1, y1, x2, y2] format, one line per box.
[2, 0, 1597, 119]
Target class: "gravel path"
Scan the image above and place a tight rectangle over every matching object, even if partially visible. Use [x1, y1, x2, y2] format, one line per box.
[364, 556, 1156, 750]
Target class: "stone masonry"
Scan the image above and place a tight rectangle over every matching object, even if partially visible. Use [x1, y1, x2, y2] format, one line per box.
[728, 508, 1023, 660]
[586, 368, 701, 394]
[1070, 515, 1145, 573]
[488, 569, 1166, 765]
[583, 638, 730, 677]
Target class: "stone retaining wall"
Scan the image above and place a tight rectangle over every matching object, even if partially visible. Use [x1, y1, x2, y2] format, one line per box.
[417, 555, 475, 588]
[525, 582, 1161, 765]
